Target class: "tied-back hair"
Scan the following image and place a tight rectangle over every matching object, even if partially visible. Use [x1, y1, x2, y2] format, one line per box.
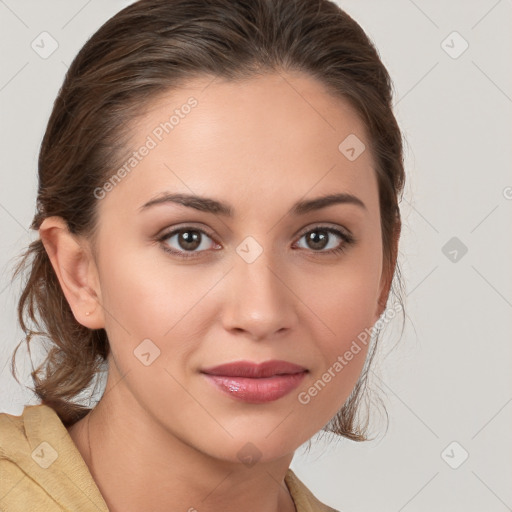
[10, 0, 406, 439]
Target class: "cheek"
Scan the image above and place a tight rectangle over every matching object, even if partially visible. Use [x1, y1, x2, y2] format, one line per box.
[308, 279, 375, 395]
[298, 251, 382, 348]
[99, 241, 190, 324]
[293, 245, 382, 414]
[97, 249, 222, 366]
[295, 280, 375, 424]
[100, 259, 169, 332]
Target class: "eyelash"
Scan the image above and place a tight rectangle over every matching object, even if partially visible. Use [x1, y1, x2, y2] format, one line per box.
[156, 224, 356, 260]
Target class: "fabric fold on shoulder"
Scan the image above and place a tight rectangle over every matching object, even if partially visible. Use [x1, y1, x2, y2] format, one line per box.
[0, 404, 109, 512]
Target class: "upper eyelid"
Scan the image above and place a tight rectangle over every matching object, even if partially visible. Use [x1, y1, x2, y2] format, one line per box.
[159, 224, 218, 242]
[296, 223, 350, 236]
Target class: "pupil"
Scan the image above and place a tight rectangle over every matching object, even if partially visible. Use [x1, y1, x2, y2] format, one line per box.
[308, 230, 328, 250]
[180, 230, 200, 250]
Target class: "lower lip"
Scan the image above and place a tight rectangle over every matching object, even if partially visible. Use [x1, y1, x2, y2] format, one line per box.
[202, 372, 307, 403]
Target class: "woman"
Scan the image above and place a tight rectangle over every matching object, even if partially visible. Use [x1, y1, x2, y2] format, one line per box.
[1, 0, 405, 510]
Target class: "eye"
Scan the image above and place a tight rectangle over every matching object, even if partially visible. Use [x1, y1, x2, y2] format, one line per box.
[157, 227, 220, 259]
[293, 225, 355, 255]
[156, 224, 356, 260]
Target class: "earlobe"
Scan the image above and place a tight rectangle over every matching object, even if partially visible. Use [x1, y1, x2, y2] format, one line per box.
[39, 216, 104, 329]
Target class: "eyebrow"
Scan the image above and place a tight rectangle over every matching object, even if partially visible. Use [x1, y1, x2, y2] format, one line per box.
[139, 192, 366, 216]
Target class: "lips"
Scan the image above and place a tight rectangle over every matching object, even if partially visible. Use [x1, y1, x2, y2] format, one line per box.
[200, 360, 308, 403]
[200, 360, 307, 378]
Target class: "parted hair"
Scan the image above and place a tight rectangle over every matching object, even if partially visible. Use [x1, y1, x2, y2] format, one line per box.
[10, 0, 405, 440]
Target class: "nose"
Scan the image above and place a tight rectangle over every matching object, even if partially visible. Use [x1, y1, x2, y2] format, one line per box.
[221, 248, 299, 341]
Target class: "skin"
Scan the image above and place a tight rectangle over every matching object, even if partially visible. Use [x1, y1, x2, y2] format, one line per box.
[40, 71, 395, 512]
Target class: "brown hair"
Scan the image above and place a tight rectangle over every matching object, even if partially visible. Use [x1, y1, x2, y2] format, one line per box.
[10, 0, 405, 440]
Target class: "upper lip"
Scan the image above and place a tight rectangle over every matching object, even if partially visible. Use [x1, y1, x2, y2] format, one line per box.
[200, 360, 307, 378]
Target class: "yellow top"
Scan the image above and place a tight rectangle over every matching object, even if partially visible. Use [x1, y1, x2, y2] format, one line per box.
[0, 404, 339, 512]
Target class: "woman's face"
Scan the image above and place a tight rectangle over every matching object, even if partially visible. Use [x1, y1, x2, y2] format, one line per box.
[89, 72, 388, 463]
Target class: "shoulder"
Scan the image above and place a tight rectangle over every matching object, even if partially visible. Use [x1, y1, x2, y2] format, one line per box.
[0, 404, 108, 512]
[285, 468, 341, 512]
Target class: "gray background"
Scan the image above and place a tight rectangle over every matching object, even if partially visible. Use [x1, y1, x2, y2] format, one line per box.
[1, 1, 511, 511]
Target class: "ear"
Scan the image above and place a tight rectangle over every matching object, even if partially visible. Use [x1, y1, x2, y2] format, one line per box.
[39, 216, 105, 329]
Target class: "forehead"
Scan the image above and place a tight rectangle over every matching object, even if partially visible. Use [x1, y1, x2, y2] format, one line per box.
[97, 71, 378, 221]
